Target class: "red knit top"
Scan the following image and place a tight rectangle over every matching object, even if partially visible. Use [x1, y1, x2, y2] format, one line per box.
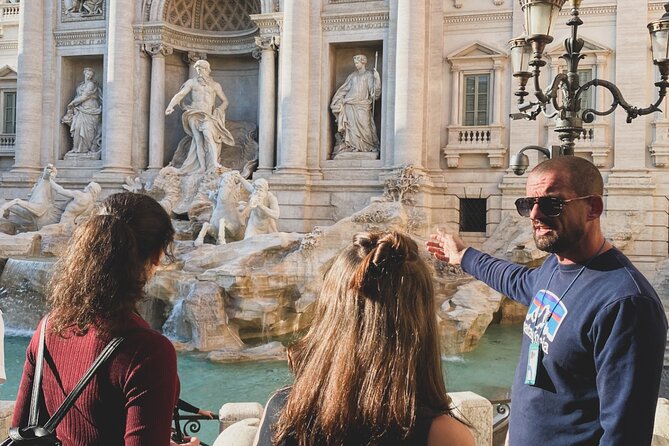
[12, 312, 178, 445]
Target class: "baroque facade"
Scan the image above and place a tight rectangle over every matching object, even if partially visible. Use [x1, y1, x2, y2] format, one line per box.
[1, 0, 668, 279]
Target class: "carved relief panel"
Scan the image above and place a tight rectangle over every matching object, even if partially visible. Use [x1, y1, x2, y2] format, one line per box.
[62, 0, 105, 22]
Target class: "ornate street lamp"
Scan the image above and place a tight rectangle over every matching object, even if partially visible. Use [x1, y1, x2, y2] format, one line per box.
[508, 0, 669, 172]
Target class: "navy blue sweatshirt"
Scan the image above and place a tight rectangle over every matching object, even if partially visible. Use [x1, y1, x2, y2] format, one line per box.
[461, 247, 667, 445]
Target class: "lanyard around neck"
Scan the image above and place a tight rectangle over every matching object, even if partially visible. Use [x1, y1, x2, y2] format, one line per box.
[532, 239, 607, 339]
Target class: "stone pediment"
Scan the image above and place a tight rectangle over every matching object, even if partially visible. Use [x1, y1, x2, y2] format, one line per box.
[546, 36, 611, 57]
[447, 41, 507, 62]
[0, 65, 17, 79]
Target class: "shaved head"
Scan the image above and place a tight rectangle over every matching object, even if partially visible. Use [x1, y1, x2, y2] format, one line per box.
[530, 156, 603, 197]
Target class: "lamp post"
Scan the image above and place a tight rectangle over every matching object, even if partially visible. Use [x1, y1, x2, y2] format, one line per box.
[508, 0, 669, 173]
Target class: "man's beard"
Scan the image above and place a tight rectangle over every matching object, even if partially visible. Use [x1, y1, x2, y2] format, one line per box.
[532, 221, 583, 254]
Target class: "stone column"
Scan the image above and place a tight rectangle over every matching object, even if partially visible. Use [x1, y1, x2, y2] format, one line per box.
[393, 0, 426, 167]
[186, 52, 207, 78]
[275, 0, 309, 173]
[450, 66, 459, 125]
[492, 60, 503, 125]
[146, 43, 173, 171]
[12, 0, 44, 174]
[100, 0, 136, 175]
[253, 36, 279, 173]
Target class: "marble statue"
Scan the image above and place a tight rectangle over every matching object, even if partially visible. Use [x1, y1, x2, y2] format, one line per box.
[239, 177, 279, 239]
[65, 0, 84, 14]
[62, 67, 102, 157]
[330, 54, 381, 157]
[166, 60, 235, 174]
[49, 177, 101, 227]
[0, 164, 60, 231]
[195, 170, 247, 245]
[81, 0, 103, 15]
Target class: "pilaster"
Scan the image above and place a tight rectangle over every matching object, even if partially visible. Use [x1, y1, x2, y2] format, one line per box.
[11, 0, 44, 176]
[392, 0, 426, 168]
[99, 0, 136, 177]
[275, 0, 309, 174]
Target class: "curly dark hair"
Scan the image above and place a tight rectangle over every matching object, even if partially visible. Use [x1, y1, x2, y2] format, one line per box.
[48, 192, 175, 337]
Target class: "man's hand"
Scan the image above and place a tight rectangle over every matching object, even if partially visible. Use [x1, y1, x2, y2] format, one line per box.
[426, 231, 469, 265]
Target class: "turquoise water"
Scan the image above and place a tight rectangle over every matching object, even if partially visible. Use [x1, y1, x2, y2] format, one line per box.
[1, 324, 521, 444]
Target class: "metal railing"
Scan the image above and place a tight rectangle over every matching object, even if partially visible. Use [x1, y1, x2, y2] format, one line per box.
[173, 412, 218, 446]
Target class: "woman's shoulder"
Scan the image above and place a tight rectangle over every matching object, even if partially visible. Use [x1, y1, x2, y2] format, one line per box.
[117, 314, 175, 354]
[427, 414, 475, 446]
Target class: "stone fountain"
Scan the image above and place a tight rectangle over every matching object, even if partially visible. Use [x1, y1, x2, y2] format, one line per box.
[0, 164, 529, 363]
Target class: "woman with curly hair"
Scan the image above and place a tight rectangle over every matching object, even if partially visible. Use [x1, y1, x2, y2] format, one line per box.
[254, 230, 474, 446]
[12, 192, 197, 445]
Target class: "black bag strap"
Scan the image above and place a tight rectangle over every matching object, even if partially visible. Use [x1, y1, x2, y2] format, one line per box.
[25, 315, 124, 435]
[42, 335, 124, 432]
[27, 317, 48, 426]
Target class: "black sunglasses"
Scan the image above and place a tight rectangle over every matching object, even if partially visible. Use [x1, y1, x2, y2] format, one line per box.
[514, 195, 594, 217]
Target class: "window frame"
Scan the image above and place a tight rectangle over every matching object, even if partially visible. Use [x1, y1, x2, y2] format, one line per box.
[463, 73, 491, 127]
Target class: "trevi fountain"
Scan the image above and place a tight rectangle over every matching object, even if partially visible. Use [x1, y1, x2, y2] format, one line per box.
[0, 1, 669, 445]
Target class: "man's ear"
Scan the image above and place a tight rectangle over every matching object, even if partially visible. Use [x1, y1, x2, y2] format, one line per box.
[587, 195, 604, 220]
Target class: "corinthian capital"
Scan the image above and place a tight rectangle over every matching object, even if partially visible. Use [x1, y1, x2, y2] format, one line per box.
[144, 43, 173, 58]
[185, 52, 207, 65]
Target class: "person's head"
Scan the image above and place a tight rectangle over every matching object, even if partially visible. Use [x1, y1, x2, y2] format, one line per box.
[522, 156, 604, 259]
[253, 178, 269, 193]
[85, 181, 101, 197]
[194, 59, 211, 77]
[353, 54, 367, 69]
[48, 192, 175, 336]
[274, 230, 450, 444]
[83, 67, 94, 80]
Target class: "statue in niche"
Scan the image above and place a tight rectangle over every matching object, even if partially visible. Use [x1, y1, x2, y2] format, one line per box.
[165, 60, 235, 175]
[62, 67, 102, 159]
[239, 176, 279, 239]
[330, 54, 381, 158]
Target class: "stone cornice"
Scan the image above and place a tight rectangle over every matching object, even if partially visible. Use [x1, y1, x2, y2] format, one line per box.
[444, 12, 512, 25]
[135, 22, 258, 55]
[321, 11, 389, 32]
[558, 5, 616, 16]
[445, 5, 618, 25]
[54, 29, 106, 47]
[249, 12, 283, 36]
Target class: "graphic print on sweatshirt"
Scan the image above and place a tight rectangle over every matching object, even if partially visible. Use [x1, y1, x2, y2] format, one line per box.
[522, 289, 568, 354]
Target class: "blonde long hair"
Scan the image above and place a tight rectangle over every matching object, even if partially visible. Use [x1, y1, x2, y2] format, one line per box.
[274, 231, 451, 445]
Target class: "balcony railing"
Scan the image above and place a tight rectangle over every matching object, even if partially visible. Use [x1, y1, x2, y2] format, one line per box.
[546, 122, 611, 167]
[0, 133, 15, 155]
[0, 2, 19, 20]
[443, 124, 506, 168]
